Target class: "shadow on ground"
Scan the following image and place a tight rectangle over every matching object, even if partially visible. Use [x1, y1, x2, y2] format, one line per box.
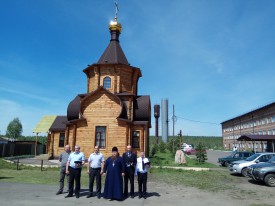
[0, 177, 14, 179]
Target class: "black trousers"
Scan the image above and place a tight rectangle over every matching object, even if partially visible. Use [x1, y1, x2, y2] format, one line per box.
[124, 166, 135, 196]
[138, 172, 147, 197]
[89, 168, 101, 195]
[68, 167, 82, 196]
[59, 166, 69, 192]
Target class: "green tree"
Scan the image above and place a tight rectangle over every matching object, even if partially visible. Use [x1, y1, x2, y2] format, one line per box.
[195, 142, 208, 163]
[167, 135, 182, 154]
[158, 140, 167, 153]
[6, 118, 23, 140]
[150, 143, 158, 157]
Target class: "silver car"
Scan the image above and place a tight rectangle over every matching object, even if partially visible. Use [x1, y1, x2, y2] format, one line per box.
[229, 153, 275, 177]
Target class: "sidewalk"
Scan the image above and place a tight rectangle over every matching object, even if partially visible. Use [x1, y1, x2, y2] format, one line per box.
[5, 157, 60, 168]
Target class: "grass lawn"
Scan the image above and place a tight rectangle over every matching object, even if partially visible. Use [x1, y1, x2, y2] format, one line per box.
[150, 168, 235, 192]
[0, 159, 90, 186]
[150, 150, 218, 168]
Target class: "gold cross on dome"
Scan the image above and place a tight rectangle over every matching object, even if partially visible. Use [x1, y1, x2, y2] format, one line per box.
[115, 1, 119, 21]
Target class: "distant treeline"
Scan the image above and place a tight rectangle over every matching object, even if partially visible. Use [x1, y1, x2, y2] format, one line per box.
[150, 135, 223, 150]
[0, 135, 47, 144]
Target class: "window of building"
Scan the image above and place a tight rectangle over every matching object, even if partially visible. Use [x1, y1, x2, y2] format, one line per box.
[59, 133, 65, 148]
[272, 116, 275, 123]
[273, 129, 275, 135]
[103, 77, 111, 89]
[259, 131, 263, 135]
[132, 131, 140, 148]
[262, 119, 266, 125]
[95, 126, 106, 148]
[268, 130, 272, 135]
[267, 118, 271, 124]
[263, 130, 266, 135]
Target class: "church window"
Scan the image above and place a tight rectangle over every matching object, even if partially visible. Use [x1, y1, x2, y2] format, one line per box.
[59, 133, 65, 147]
[95, 126, 106, 149]
[103, 77, 111, 89]
[132, 131, 140, 148]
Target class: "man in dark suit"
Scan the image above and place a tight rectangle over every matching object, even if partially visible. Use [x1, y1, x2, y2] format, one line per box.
[122, 145, 137, 198]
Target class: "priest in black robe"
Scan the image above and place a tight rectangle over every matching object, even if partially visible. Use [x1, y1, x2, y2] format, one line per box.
[103, 146, 125, 201]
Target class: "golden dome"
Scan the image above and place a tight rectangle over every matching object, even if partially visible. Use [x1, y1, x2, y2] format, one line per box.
[109, 20, 122, 33]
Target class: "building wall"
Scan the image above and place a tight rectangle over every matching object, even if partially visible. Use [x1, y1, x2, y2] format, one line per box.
[59, 90, 146, 158]
[222, 104, 275, 151]
[86, 65, 141, 95]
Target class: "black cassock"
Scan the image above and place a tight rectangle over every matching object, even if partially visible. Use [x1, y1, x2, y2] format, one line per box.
[103, 156, 125, 200]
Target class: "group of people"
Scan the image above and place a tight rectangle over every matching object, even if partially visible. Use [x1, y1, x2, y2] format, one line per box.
[56, 144, 150, 201]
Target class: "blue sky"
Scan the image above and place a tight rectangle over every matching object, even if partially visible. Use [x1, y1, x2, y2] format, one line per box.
[1, 0, 275, 137]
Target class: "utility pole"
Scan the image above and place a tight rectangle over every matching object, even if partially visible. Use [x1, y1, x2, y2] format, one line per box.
[172, 104, 175, 153]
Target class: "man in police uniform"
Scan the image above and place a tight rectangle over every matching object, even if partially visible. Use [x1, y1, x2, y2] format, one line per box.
[65, 145, 85, 198]
[86, 145, 105, 199]
[122, 145, 137, 198]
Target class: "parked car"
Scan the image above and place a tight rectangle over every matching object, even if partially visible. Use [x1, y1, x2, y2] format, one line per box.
[218, 151, 254, 167]
[229, 153, 275, 177]
[184, 148, 197, 155]
[247, 156, 275, 187]
[182, 143, 197, 155]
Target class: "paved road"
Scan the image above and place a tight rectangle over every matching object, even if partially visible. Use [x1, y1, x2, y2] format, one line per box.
[0, 180, 266, 206]
[206, 150, 231, 166]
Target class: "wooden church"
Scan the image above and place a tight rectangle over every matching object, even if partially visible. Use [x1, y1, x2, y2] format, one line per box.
[46, 14, 151, 158]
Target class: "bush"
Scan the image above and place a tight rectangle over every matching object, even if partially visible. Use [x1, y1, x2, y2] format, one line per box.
[158, 141, 167, 153]
[151, 144, 158, 157]
[195, 142, 208, 163]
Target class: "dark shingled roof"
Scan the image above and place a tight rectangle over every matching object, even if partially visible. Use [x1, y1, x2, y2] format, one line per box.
[49, 116, 67, 132]
[97, 29, 129, 65]
[133, 95, 151, 122]
[67, 95, 86, 121]
[237, 134, 275, 141]
[66, 92, 151, 125]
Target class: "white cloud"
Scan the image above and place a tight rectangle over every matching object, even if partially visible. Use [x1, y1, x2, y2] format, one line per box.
[0, 87, 57, 104]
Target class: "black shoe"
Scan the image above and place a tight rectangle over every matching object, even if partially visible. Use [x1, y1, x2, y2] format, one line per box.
[143, 196, 147, 199]
[56, 191, 62, 195]
[139, 195, 142, 199]
[65, 194, 72, 198]
[76, 194, 80, 199]
[97, 195, 101, 199]
[86, 194, 92, 198]
[131, 195, 134, 198]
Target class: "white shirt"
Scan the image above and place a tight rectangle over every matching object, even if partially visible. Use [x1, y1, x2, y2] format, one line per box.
[135, 157, 150, 175]
[68, 151, 85, 168]
[88, 152, 104, 168]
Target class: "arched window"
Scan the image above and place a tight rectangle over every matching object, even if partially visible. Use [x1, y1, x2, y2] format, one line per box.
[103, 77, 111, 89]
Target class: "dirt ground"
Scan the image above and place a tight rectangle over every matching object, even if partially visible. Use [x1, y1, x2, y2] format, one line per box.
[1, 174, 274, 206]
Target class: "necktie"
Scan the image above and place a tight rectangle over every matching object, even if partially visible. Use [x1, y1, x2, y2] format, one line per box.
[142, 158, 145, 170]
